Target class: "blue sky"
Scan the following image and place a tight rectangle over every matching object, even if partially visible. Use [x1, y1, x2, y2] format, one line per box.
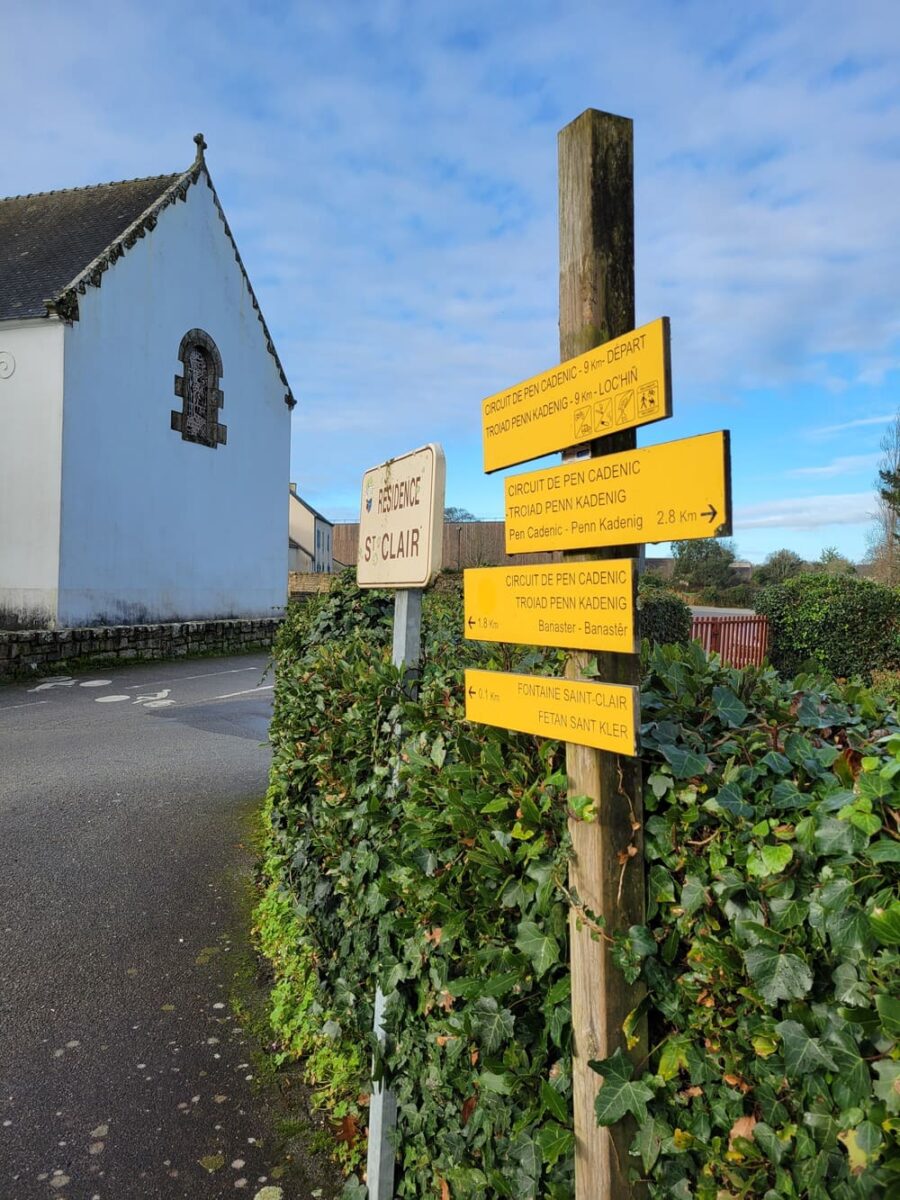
[3, 0, 899, 563]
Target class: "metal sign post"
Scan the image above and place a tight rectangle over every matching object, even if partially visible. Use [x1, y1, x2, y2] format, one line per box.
[366, 587, 423, 1200]
[357, 444, 444, 1199]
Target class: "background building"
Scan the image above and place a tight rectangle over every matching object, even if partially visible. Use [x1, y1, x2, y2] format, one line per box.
[289, 485, 334, 574]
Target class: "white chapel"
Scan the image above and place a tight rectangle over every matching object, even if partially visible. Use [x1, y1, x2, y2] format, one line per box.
[0, 135, 294, 629]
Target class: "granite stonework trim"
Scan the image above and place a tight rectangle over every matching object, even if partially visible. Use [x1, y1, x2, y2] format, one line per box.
[0, 618, 282, 681]
[172, 327, 227, 447]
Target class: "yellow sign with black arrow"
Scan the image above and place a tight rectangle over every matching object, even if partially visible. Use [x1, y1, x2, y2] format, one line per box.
[481, 317, 671, 472]
[504, 430, 731, 553]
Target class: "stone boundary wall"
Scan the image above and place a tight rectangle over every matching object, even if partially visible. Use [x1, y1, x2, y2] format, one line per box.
[0, 618, 282, 682]
[289, 572, 333, 596]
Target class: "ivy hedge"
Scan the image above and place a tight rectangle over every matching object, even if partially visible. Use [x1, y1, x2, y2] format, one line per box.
[257, 575, 899, 1198]
[756, 573, 900, 681]
[638, 579, 692, 647]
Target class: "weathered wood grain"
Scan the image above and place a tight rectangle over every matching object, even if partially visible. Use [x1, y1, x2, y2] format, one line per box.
[559, 108, 647, 1200]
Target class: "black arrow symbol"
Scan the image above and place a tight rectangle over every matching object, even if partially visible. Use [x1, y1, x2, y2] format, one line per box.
[467, 616, 476, 628]
[467, 686, 476, 699]
[701, 503, 717, 523]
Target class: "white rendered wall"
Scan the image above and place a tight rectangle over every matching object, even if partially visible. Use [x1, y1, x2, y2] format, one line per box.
[58, 177, 290, 626]
[0, 320, 64, 627]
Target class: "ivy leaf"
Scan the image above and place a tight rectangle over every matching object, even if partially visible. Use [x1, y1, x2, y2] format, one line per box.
[868, 838, 900, 864]
[470, 997, 515, 1054]
[829, 1032, 873, 1111]
[480, 795, 513, 814]
[848, 808, 883, 837]
[431, 735, 446, 768]
[635, 1117, 667, 1172]
[515, 921, 560, 977]
[714, 782, 755, 819]
[479, 1069, 516, 1095]
[768, 897, 808, 931]
[826, 905, 872, 957]
[771, 779, 805, 808]
[445, 1166, 489, 1193]
[747, 843, 793, 878]
[857, 770, 895, 801]
[712, 685, 749, 728]
[775, 1020, 838, 1075]
[535, 1122, 574, 1166]
[648, 773, 672, 798]
[545, 976, 571, 1006]
[869, 900, 900, 946]
[590, 1047, 655, 1126]
[838, 1122, 883, 1176]
[648, 864, 675, 909]
[659, 743, 712, 779]
[873, 1060, 900, 1115]
[540, 1080, 569, 1123]
[752, 1034, 778, 1058]
[815, 817, 862, 857]
[510, 1132, 541, 1182]
[657, 1034, 691, 1082]
[832, 962, 870, 1007]
[744, 945, 813, 1004]
[448, 972, 519, 999]
[752, 1121, 784, 1165]
[626, 924, 657, 959]
[759, 751, 792, 775]
[680, 876, 707, 916]
[875, 993, 900, 1037]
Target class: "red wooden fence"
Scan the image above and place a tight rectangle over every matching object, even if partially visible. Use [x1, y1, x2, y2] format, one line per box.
[690, 614, 770, 668]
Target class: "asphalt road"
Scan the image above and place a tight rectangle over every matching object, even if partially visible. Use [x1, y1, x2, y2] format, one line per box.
[0, 655, 339, 1200]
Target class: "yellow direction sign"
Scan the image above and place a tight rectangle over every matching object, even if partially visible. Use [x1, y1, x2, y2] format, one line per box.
[481, 317, 671, 473]
[464, 560, 637, 654]
[465, 668, 638, 756]
[505, 430, 731, 553]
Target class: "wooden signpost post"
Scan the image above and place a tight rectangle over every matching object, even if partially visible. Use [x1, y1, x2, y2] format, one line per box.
[464, 109, 733, 1200]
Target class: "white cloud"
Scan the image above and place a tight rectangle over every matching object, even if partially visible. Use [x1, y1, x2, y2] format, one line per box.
[735, 492, 875, 530]
[809, 414, 895, 437]
[787, 453, 880, 478]
[2, 0, 900, 551]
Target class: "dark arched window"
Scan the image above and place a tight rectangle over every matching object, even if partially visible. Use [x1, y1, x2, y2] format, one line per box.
[171, 329, 226, 447]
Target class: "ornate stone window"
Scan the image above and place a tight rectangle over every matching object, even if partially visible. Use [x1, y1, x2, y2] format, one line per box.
[171, 329, 226, 447]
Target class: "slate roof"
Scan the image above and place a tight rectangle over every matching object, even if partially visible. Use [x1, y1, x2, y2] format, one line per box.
[0, 136, 295, 406]
[0, 174, 181, 322]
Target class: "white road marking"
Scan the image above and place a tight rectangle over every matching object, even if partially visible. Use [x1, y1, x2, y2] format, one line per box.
[0, 700, 50, 713]
[211, 685, 274, 701]
[133, 689, 172, 706]
[120, 665, 261, 691]
[94, 695, 131, 704]
[78, 680, 112, 688]
[28, 678, 76, 692]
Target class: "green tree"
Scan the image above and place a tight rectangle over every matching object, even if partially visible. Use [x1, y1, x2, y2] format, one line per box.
[868, 413, 900, 585]
[818, 545, 856, 575]
[753, 548, 806, 586]
[670, 539, 736, 590]
[444, 506, 478, 522]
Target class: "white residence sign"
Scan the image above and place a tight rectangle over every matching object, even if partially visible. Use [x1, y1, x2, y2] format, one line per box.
[357, 444, 446, 588]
